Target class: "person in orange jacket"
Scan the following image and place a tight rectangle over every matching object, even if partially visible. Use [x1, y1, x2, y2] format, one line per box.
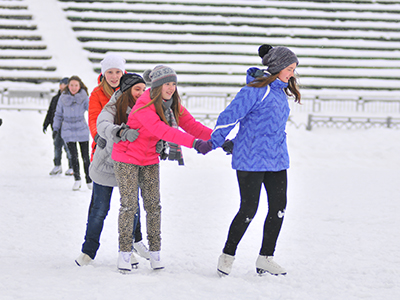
[88, 53, 126, 160]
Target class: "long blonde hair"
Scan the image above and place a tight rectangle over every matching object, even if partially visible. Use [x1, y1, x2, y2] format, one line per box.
[247, 73, 301, 103]
[99, 77, 115, 99]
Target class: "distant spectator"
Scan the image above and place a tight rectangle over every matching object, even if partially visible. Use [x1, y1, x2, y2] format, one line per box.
[53, 76, 92, 191]
[43, 77, 74, 176]
[0, 118, 2, 126]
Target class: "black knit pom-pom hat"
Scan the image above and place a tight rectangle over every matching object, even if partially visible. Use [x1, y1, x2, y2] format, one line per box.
[119, 73, 145, 93]
[143, 65, 177, 89]
[259, 44, 299, 75]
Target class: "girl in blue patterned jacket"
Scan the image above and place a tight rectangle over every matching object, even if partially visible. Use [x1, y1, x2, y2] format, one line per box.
[212, 44, 300, 277]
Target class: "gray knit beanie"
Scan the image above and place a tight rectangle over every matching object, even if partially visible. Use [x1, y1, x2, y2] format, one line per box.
[259, 45, 299, 75]
[143, 65, 177, 89]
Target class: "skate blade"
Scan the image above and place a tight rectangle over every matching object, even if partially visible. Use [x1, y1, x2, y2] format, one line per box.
[118, 268, 132, 274]
[131, 263, 138, 269]
[256, 268, 287, 276]
[217, 269, 229, 277]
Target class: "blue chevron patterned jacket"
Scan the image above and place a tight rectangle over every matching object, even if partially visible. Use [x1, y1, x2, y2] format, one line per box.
[211, 68, 290, 171]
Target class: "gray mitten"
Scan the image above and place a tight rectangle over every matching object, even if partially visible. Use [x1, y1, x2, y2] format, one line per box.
[94, 134, 107, 149]
[156, 140, 168, 160]
[120, 128, 139, 142]
[156, 140, 166, 153]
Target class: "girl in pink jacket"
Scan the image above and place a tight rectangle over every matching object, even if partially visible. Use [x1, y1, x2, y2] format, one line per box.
[112, 65, 213, 272]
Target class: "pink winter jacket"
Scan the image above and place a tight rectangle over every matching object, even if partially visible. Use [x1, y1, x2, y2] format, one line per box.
[112, 89, 212, 166]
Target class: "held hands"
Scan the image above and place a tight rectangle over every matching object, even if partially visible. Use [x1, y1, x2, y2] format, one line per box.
[193, 139, 213, 155]
[222, 139, 234, 155]
[94, 133, 107, 149]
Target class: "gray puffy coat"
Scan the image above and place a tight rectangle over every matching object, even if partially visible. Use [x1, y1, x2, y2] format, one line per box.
[89, 90, 127, 187]
[53, 89, 90, 143]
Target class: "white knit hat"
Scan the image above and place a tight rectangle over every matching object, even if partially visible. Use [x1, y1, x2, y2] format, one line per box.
[100, 53, 126, 75]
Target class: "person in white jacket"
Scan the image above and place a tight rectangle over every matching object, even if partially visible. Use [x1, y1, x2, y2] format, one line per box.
[75, 73, 149, 268]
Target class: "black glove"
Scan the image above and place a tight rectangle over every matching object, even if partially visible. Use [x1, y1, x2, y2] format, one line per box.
[43, 126, 47, 134]
[222, 139, 234, 155]
[94, 133, 107, 149]
[52, 131, 58, 139]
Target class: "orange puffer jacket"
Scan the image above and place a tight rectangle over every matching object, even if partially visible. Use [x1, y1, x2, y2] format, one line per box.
[88, 78, 114, 160]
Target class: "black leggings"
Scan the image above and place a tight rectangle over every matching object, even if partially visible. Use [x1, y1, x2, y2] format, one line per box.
[67, 141, 91, 183]
[223, 170, 287, 257]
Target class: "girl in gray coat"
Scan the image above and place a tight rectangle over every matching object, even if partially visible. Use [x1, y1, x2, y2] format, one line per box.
[75, 73, 150, 268]
[53, 76, 92, 191]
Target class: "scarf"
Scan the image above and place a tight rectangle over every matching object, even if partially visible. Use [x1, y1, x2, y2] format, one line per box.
[163, 99, 184, 166]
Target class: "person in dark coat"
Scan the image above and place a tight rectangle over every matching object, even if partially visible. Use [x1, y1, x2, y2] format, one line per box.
[43, 77, 73, 176]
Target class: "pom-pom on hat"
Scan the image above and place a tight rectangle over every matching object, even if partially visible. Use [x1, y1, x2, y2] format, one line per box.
[120, 73, 146, 93]
[259, 45, 299, 75]
[100, 53, 126, 75]
[143, 65, 177, 89]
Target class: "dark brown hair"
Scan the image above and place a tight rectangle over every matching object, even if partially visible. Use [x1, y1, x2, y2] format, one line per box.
[64, 75, 89, 95]
[247, 73, 301, 103]
[114, 88, 136, 125]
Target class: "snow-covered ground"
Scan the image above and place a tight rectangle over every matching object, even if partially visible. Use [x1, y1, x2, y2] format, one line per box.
[0, 109, 399, 299]
[1, 0, 400, 298]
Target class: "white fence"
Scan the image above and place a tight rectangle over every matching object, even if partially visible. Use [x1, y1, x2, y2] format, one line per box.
[0, 88, 55, 108]
[2, 89, 400, 130]
[292, 95, 400, 114]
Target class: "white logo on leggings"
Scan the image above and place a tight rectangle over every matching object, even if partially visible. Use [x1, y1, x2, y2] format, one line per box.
[277, 209, 285, 218]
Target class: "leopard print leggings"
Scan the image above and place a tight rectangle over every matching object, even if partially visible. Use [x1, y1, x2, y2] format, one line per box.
[114, 161, 161, 252]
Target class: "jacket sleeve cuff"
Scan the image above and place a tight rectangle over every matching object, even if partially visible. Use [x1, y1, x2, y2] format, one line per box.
[111, 126, 122, 143]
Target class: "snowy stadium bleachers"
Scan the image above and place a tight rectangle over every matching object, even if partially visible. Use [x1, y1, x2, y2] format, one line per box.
[0, 0, 60, 104]
[1, 0, 400, 110]
[58, 0, 400, 97]
[0, 0, 59, 84]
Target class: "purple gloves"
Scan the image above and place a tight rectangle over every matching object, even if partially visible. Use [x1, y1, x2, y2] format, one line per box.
[193, 139, 213, 155]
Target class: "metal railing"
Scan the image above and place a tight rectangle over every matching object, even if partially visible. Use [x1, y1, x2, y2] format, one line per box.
[0, 88, 54, 107]
[2, 89, 400, 130]
[306, 115, 400, 130]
